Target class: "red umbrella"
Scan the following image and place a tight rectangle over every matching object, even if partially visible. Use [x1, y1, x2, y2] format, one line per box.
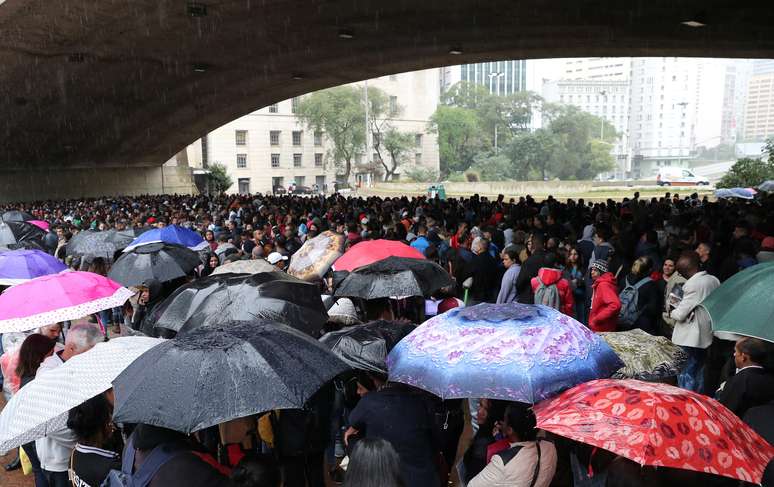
[333, 239, 425, 272]
[534, 379, 774, 484]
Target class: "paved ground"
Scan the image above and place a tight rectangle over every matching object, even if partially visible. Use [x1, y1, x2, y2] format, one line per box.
[0, 397, 33, 487]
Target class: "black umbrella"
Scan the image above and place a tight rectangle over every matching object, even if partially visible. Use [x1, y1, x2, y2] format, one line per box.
[319, 320, 415, 374]
[150, 272, 327, 336]
[0, 221, 46, 249]
[105, 228, 149, 251]
[112, 320, 349, 433]
[1, 210, 34, 222]
[334, 256, 455, 299]
[66, 231, 117, 260]
[108, 243, 200, 287]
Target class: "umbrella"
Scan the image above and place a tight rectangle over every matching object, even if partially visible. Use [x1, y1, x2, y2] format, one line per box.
[387, 303, 623, 403]
[28, 220, 49, 232]
[0, 336, 164, 452]
[333, 239, 425, 272]
[151, 272, 327, 336]
[714, 187, 757, 200]
[123, 224, 207, 253]
[0, 249, 68, 285]
[534, 379, 774, 484]
[0, 271, 133, 333]
[0, 221, 46, 248]
[108, 243, 201, 287]
[66, 231, 119, 260]
[288, 231, 345, 281]
[599, 329, 688, 381]
[211, 258, 277, 275]
[105, 228, 149, 251]
[757, 180, 774, 193]
[334, 256, 454, 299]
[112, 320, 349, 433]
[1, 210, 34, 222]
[700, 261, 774, 343]
[320, 320, 415, 375]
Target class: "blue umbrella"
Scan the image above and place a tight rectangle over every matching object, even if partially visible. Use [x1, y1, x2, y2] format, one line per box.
[0, 249, 68, 285]
[387, 303, 623, 403]
[123, 225, 207, 253]
[714, 187, 757, 200]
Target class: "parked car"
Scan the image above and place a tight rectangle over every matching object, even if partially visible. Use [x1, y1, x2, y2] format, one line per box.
[273, 186, 287, 195]
[656, 167, 710, 186]
[292, 185, 313, 195]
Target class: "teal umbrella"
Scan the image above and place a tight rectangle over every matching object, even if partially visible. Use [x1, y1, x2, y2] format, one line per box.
[700, 262, 774, 343]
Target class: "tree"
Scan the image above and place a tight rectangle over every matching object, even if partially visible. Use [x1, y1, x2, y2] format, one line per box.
[296, 86, 365, 181]
[505, 129, 557, 180]
[545, 106, 617, 179]
[403, 166, 438, 182]
[470, 153, 513, 181]
[206, 162, 233, 194]
[718, 138, 774, 188]
[366, 88, 413, 181]
[428, 106, 484, 177]
[381, 129, 415, 181]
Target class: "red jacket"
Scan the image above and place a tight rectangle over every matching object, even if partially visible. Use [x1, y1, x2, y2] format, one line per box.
[531, 268, 575, 318]
[589, 272, 621, 332]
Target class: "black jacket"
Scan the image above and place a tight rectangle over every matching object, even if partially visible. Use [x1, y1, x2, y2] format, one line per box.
[469, 252, 500, 303]
[516, 250, 548, 304]
[717, 367, 774, 418]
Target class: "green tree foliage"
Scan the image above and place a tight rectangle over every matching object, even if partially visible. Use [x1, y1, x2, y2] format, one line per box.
[296, 86, 365, 181]
[470, 153, 513, 181]
[718, 140, 774, 188]
[429, 106, 485, 177]
[381, 130, 415, 181]
[403, 166, 438, 182]
[206, 163, 233, 194]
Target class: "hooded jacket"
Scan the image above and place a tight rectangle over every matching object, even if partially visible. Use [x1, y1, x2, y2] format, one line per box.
[530, 268, 574, 317]
[589, 272, 621, 332]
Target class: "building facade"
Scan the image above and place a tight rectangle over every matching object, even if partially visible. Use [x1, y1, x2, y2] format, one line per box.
[561, 58, 631, 81]
[542, 79, 631, 178]
[440, 60, 527, 96]
[742, 60, 774, 142]
[181, 69, 440, 194]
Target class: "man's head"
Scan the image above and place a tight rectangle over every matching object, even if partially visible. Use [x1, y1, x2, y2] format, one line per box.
[695, 242, 711, 261]
[733, 222, 750, 240]
[503, 403, 537, 442]
[62, 324, 102, 361]
[267, 252, 288, 270]
[676, 250, 700, 280]
[39, 323, 62, 340]
[734, 338, 770, 370]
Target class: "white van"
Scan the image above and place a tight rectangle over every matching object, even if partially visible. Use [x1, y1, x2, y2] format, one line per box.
[656, 167, 710, 186]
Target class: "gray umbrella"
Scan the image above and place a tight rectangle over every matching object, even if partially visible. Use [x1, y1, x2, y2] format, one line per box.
[334, 256, 455, 299]
[108, 243, 201, 287]
[112, 320, 349, 433]
[0, 221, 46, 249]
[1, 210, 34, 222]
[66, 231, 117, 260]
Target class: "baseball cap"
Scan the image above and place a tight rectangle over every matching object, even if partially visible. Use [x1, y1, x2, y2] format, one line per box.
[267, 252, 288, 265]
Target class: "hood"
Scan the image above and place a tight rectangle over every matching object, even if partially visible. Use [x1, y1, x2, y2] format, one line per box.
[537, 267, 563, 285]
[579, 224, 594, 242]
[143, 278, 162, 298]
[593, 272, 617, 287]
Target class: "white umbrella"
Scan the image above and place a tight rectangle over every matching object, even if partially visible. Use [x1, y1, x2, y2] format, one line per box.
[0, 336, 164, 453]
[211, 259, 277, 275]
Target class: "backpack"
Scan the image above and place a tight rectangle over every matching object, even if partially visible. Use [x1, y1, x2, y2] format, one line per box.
[618, 276, 651, 328]
[534, 276, 561, 311]
[101, 435, 183, 487]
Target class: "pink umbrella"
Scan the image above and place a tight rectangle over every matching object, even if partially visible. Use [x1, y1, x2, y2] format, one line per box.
[28, 220, 49, 232]
[0, 271, 134, 333]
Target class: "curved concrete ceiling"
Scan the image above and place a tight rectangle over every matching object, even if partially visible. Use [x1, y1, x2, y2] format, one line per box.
[1, 0, 774, 169]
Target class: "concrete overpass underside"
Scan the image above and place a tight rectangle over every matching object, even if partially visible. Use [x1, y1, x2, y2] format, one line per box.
[1, 0, 774, 200]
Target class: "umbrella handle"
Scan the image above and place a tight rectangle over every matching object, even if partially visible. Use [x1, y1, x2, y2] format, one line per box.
[463, 289, 469, 306]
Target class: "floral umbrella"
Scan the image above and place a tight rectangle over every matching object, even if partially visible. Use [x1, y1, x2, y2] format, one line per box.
[288, 231, 345, 281]
[600, 329, 688, 381]
[387, 303, 623, 403]
[534, 379, 774, 484]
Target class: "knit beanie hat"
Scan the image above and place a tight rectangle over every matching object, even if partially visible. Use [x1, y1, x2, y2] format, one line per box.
[591, 260, 609, 274]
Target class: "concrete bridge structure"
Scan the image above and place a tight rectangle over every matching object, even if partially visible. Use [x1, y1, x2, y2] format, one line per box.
[1, 0, 774, 201]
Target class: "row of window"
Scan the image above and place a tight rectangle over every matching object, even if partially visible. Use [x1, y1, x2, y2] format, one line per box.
[236, 153, 324, 169]
[235, 130, 323, 147]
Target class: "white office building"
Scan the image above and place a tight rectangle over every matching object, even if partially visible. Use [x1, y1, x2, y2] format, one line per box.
[561, 58, 631, 81]
[179, 69, 441, 194]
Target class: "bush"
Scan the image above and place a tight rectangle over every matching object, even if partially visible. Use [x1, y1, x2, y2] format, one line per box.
[206, 163, 233, 194]
[446, 171, 467, 182]
[717, 157, 774, 188]
[402, 166, 438, 183]
[464, 170, 481, 182]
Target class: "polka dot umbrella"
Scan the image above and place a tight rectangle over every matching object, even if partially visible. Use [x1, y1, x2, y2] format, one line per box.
[534, 379, 774, 484]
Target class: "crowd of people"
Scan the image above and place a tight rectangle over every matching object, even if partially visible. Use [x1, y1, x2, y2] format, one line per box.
[1, 187, 773, 487]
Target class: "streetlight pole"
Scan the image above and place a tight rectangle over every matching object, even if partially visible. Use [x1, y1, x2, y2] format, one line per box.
[488, 71, 505, 154]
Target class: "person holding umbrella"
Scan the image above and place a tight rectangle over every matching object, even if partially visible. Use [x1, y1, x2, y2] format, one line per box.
[67, 393, 121, 487]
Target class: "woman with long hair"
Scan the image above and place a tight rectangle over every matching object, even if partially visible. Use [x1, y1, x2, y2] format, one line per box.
[562, 246, 588, 323]
[618, 256, 661, 334]
[344, 438, 405, 487]
[67, 393, 121, 487]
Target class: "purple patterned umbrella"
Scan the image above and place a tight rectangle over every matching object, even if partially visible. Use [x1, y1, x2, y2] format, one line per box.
[0, 249, 68, 285]
[387, 303, 623, 403]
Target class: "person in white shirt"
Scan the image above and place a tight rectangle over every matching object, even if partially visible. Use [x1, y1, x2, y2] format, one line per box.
[669, 251, 720, 394]
[35, 324, 102, 487]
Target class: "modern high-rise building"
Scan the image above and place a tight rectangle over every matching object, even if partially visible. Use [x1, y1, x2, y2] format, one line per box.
[542, 79, 631, 178]
[561, 58, 631, 81]
[742, 60, 774, 142]
[440, 60, 527, 95]
[179, 69, 441, 194]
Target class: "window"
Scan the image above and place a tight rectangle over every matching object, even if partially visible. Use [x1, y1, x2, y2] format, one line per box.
[415, 134, 423, 147]
[389, 96, 398, 114]
[373, 152, 381, 163]
[291, 97, 300, 113]
[293, 153, 302, 167]
[269, 103, 278, 113]
[270, 131, 280, 145]
[292, 131, 302, 146]
[355, 153, 363, 165]
[295, 176, 305, 186]
[314, 153, 323, 167]
[271, 153, 280, 168]
[314, 131, 323, 146]
[236, 153, 247, 168]
[238, 178, 250, 195]
[415, 153, 422, 165]
[235, 130, 247, 146]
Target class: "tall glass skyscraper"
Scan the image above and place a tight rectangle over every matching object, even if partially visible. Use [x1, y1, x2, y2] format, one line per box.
[442, 60, 527, 95]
